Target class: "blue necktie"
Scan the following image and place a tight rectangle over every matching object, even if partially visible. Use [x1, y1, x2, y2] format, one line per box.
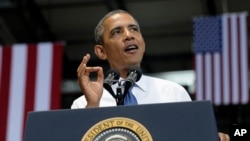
[124, 86, 137, 105]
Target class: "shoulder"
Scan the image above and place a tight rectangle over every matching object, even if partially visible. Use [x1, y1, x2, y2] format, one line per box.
[143, 74, 191, 95]
[140, 75, 192, 102]
[143, 75, 185, 88]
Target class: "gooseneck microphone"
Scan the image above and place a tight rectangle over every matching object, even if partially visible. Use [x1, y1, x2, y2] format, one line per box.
[118, 67, 142, 105]
[125, 66, 142, 85]
[104, 69, 120, 85]
[103, 67, 142, 105]
[103, 69, 120, 99]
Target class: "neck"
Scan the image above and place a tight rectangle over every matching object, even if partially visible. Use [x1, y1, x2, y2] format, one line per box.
[117, 68, 129, 79]
[110, 65, 141, 79]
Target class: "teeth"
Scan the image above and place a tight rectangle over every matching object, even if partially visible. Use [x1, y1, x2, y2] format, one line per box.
[125, 45, 138, 52]
[128, 45, 136, 49]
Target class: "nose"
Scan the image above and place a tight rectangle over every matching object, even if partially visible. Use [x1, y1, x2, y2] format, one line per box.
[124, 28, 134, 40]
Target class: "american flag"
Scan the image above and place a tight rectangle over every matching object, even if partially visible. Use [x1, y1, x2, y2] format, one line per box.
[0, 42, 63, 141]
[193, 12, 249, 105]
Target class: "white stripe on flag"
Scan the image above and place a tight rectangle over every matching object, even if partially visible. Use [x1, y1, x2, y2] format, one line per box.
[240, 13, 248, 104]
[205, 53, 212, 100]
[7, 44, 27, 141]
[214, 53, 221, 105]
[222, 14, 230, 105]
[194, 12, 248, 105]
[195, 54, 203, 101]
[230, 14, 239, 104]
[35, 42, 53, 111]
[0, 42, 62, 141]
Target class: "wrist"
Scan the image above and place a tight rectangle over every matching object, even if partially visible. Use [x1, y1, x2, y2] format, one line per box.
[85, 102, 100, 108]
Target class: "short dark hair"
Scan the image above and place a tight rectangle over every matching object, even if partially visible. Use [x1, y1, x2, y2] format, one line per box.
[94, 9, 140, 45]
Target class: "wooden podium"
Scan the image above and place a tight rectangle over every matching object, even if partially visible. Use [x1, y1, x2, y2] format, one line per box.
[24, 101, 219, 141]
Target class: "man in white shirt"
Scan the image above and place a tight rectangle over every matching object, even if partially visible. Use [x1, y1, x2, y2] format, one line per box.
[71, 9, 229, 141]
[71, 75, 191, 108]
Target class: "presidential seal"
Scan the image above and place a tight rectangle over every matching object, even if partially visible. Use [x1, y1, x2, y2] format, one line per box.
[81, 117, 153, 141]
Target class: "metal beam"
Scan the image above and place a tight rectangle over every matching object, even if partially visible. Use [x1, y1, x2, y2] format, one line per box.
[206, 0, 217, 15]
[221, 0, 229, 13]
[0, 17, 16, 44]
[24, 0, 57, 42]
[105, 0, 127, 11]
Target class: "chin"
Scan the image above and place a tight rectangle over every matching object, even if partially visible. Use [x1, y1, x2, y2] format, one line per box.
[127, 63, 140, 68]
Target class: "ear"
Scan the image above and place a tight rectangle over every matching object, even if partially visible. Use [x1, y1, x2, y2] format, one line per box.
[94, 44, 107, 60]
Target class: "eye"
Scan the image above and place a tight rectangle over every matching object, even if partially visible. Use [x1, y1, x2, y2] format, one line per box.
[111, 28, 122, 36]
[129, 25, 139, 32]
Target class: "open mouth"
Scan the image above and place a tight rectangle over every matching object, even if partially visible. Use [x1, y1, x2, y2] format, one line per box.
[124, 45, 138, 52]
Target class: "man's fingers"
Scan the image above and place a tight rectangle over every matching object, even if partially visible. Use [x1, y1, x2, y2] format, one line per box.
[77, 64, 86, 78]
[77, 54, 103, 85]
[96, 67, 104, 83]
[78, 65, 101, 76]
[82, 54, 90, 65]
[83, 66, 102, 75]
[77, 54, 90, 73]
[77, 66, 102, 88]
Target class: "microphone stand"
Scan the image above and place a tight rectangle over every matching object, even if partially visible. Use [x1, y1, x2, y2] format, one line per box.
[116, 85, 124, 105]
[104, 80, 127, 105]
[116, 81, 125, 105]
[116, 81, 132, 106]
[104, 80, 127, 106]
[104, 67, 140, 106]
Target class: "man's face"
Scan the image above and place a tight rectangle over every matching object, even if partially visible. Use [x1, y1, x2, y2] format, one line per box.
[101, 13, 145, 70]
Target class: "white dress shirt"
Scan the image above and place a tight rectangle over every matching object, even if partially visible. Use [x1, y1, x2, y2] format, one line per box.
[71, 75, 192, 109]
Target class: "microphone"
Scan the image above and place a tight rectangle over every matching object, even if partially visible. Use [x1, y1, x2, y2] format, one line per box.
[125, 66, 142, 85]
[104, 69, 120, 85]
[116, 67, 142, 105]
[122, 67, 142, 101]
[103, 69, 120, 99]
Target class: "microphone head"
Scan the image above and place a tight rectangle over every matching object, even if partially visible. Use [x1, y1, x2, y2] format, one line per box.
[104, 69, 120, 85]
[127, 66, 142, 82]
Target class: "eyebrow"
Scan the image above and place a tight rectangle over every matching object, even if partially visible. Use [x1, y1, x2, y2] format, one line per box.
[128, 24, 139, 29]
[110, 26, 122, 34]
[109, 23, 139, 35]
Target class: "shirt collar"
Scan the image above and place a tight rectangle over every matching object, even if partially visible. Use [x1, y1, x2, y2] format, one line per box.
[134, 74, 147, 92]
[117, 74, 146, 92]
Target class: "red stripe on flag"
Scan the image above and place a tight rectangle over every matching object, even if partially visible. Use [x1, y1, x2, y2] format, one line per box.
[22, 44, 37, 140]
[194, 13, 248, 105]
[0, 47, 12, 141]
[0, 42, 63, 141]
[50, 42, 63, 109]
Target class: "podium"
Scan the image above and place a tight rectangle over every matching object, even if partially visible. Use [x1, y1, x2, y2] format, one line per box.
[24, 101, 219, 141]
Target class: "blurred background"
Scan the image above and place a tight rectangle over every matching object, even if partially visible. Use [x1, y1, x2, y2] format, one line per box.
[1, 0, 250, 135]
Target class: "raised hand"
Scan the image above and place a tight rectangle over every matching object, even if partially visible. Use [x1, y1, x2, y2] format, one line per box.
[77, 54, 104, 108]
